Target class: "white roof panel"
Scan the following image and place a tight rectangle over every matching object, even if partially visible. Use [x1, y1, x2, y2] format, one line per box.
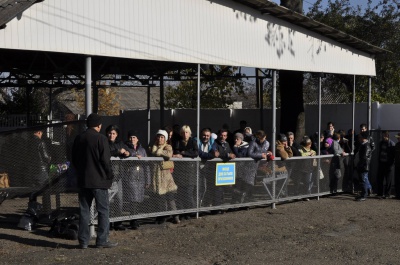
[0, 0, 376, 76]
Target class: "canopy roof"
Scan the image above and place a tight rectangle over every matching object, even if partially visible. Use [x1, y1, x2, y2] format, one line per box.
[0, 0, 387, 87]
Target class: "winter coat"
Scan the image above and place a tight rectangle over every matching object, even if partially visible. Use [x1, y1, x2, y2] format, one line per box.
[299, 145, 316, 173]
[357, 141, 372, 173]
[173, 137, 199, 158]
[248, 139, 270, 160]
[379, 139, 395, 165]
[30, 135, 52, 187]
[328, 140, 343, 179]
[244, 133, 256, 143]
[125, 142, 150, 202]
[275, 140, 293, 160]
[289, 142, 301, 157]
[234, 141, 258, 185]
[212, 139, 233, 160]
[72, 128, 113, 189]
[150, 143, 177, 195]
[246, 139, 270, 185]
[33, 136, 51, 172]
[172, 137, 199, 186]
[109, 140, 130, 158]
[197, 137, 215, 160]
[395, 142, 400, 168]
[109, 140, 130, 182]
[232, 141, 249, 158]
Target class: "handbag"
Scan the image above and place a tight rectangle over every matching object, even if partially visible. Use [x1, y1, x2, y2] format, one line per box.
[0, 173, 10, 188]
[161, 160, 174, 170]
[319, 169, 324, 180]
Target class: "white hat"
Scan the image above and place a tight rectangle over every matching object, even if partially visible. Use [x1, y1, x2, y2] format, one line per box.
[156, 129, 168, 140]
[211, 133, 217, 140]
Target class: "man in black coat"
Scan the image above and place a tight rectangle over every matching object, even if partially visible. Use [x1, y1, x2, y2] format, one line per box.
[72, 113, 117, 249]
[29, 129, 52, 214]
[355, 132, 372, 201]
[376, 131, 395, 198]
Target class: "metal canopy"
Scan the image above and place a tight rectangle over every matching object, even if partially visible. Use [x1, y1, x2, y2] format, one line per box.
[0, 0, 387, 87]
[233, 0, 388, 55]
[0, 0, 42, 29]
[0, 49, 196, 88]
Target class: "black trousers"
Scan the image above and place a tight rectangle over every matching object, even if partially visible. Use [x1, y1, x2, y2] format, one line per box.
[376, 162, 393, 196]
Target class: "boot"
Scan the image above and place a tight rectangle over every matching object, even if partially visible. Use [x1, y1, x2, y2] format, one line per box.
[173, 215, 180, 224]
[113, 222, 126, 231]
[130, 220, 140, 230]
[156, 216, 167, 224]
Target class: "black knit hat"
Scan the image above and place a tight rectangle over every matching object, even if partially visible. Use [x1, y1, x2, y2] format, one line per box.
[278, 133, 287, 142]
[86, 113, 102, 127]
[128, 130, 138, 138]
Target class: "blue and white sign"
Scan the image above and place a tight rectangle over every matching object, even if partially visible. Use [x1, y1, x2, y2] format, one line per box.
[215, 163, 236, 186]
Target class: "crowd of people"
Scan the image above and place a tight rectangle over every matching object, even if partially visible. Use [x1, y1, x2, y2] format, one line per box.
[70, 115, 400, 248]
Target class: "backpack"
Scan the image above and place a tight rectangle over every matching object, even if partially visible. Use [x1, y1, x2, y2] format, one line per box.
[49, 214, 79, 240]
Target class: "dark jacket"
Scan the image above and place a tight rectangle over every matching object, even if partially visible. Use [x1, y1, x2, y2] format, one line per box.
[357, 141, 372, 173]
[126, 142, 148, 158]
[379, 139, 395, 165]
[173, 137, 199, 158]
[109, 140, 130, 158]
[248, 139, 269, 160]
[355, 134, 375, 154]
[395, 142, 400, 168]
[32, 135, 51, 173]
[72, 128, 113, 189]
[289, 142, 301, 157]
[125, 142, 151, 202]
[232, 141, 249, 158]
[212, 139, 233, 160]
[30, 135, 52, 187]
[173, 137, 199, 186]
[108, 140, 130, 183]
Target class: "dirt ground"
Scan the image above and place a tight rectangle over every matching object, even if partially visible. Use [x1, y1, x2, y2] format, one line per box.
[1, 193, 400, 265]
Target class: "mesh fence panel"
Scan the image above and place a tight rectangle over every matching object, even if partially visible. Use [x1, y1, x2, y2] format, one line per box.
[0, 121, 86, 223]
[0, 124, 359, 226]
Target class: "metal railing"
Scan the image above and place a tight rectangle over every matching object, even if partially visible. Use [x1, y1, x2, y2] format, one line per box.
[0, 121, 358, 227]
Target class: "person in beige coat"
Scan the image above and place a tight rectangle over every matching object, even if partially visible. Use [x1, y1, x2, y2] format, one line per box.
[150, 129, 180, 224]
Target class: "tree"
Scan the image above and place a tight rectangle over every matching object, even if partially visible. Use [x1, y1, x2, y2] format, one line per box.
[306, 0, 400, 103]
[74, 87, 121, 115]
[0, 86, 49, 116]
[279, 0, 305, 139]
[164, 66, 247, 109]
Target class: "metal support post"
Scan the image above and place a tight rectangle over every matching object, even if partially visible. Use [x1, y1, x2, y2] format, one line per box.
[271, 70, 277, 209]
[85, 57, 92, 116]
[317, 76, 322, 200]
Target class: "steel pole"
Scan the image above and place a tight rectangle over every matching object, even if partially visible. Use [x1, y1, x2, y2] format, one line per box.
[85, 57, 92, 116]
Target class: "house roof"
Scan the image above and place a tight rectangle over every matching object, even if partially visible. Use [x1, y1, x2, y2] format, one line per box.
[59, 87, 162, 114]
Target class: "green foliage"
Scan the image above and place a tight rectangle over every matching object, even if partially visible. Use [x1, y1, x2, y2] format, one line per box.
[164, 66, 246, 109]
[0, 87, 49, 115]
[306, 0, 400, 103]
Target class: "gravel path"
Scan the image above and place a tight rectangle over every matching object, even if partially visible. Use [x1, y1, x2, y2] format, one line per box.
[1, 194, 400, 265]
